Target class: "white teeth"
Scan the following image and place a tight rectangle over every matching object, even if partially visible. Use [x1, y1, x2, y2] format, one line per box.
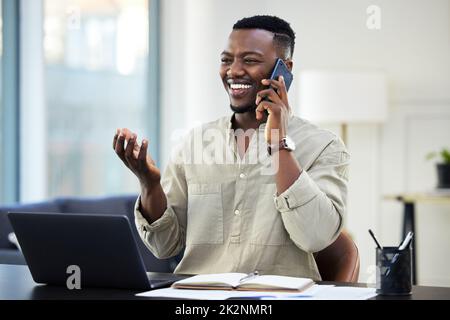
[230, 83, 252, 90]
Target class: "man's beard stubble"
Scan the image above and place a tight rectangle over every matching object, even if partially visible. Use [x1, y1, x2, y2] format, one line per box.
[229, 104, 256, 114]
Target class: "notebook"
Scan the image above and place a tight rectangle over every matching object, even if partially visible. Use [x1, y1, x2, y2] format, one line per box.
[172, 273, 314, 292]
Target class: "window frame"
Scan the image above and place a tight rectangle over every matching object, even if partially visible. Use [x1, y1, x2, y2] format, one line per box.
[147, 0, 161, 165]
[1, 0, 20, 204]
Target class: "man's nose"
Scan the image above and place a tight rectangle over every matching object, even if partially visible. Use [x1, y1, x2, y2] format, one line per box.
[226, 61, 245, 78]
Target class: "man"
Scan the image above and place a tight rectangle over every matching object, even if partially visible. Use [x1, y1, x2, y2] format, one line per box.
[113, 15, 349, 280]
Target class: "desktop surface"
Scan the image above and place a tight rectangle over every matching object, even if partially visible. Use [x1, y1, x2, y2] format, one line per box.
[1, 264, 449, 300]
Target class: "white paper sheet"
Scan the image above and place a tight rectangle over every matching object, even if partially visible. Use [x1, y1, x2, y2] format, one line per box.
[136, 286, 319, 300]
[136, 285, 377, 300]
[280, 286, 377, 300]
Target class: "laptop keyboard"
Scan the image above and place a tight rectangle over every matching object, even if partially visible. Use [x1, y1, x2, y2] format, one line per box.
[146, 272, 175, 281]
[145, 272, 181, 289]
[150, 279, 173, 285]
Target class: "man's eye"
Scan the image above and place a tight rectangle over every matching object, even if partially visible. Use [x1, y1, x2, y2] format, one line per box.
[221, 58, 232, 64]
[244, 59, 259, 64]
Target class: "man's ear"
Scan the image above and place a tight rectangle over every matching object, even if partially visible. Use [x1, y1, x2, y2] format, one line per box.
[285, 59, 293, 72]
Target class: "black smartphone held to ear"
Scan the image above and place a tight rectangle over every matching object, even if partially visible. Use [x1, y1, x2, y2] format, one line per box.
[268, 58, 293, 91]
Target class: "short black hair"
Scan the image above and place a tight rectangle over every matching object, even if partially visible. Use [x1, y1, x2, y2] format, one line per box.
[233, 15, 296, 59]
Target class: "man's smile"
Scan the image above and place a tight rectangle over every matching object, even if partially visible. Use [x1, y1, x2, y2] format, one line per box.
[227, 79, 255, 99]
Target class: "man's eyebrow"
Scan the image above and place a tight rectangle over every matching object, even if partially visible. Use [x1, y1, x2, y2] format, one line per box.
[220, 51, 264, 57]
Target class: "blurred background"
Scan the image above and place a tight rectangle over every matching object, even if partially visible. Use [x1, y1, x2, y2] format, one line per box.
[0, 0, 449, 286]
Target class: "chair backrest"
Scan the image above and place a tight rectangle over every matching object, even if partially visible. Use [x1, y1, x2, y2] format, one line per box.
[314, 230, 360, 283]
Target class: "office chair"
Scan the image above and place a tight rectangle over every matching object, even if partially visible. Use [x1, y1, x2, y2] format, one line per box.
[314, 230, 360, 283]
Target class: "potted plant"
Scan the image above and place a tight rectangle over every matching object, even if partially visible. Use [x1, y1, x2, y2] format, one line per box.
[426, 148, 450, 188]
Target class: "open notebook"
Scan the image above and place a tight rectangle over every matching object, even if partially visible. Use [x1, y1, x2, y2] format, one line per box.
[172, 273, 314, 292]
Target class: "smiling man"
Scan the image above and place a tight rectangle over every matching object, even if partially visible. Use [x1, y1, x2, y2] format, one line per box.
[113, 15, 350, 280]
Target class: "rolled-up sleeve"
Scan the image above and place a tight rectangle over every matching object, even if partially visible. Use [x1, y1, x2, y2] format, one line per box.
[134, 152, 187, 259]
[274, 139, 350, 253]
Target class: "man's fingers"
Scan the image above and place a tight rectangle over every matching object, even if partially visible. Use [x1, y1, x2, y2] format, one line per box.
[255, 109, 264, 121]
[255, 101, 276, 120]
[124, 133, 137, 160]
[262, 78, 280, 88]
[114, 132, 127, 162]
[121, 128, 134, 145]
[121, 127, 131, 137]
[277, 76, 288, 102]
[138, 139, 148, 162]
[112, 128, 120, 150]
[115, 127, 132, 151]
[133, 141, 140, 151]
[256, 100, 275, 112]
[255, 88, 281, 105]
[261, 77, 288, 101]
[138, 139, 156, 168]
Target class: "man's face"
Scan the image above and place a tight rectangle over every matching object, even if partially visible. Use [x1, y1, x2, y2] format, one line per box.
[220, 29, 278, 112]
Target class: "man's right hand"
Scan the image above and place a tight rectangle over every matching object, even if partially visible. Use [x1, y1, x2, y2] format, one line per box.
[113, 128, 167, 223]
[113, 128, 161, 192]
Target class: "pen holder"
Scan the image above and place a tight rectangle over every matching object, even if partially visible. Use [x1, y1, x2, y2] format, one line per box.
[376, 246, 412, 296]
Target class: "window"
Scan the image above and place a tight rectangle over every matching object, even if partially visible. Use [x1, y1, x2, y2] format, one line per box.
[44, 0, 150, 197]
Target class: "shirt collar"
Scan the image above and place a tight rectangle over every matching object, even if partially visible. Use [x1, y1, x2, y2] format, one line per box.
[227, 113, 267, 132]
[227, 111, 294, 132]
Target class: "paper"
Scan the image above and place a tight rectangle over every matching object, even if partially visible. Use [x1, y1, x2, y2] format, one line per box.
[239, 275, 313, 290]
[136, 285, 377, 300]
[298, 286, 377, 300]
[136, 286, 317, 300]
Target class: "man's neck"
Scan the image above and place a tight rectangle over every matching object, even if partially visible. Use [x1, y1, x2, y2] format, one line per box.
[232, 111, 267, 131]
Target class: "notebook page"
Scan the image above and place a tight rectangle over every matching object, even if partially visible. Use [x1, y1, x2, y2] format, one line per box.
[173, 273, 246, 288]
[241, 275, 314, 290]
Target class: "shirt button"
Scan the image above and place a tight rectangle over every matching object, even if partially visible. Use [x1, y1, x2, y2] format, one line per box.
[234, 209, 240, 215]
[239, 173, 246, 179]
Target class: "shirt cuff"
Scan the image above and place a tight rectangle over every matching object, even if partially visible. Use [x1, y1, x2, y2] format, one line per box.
[273, 170, 322, 213]
[134, 195, 176, 232]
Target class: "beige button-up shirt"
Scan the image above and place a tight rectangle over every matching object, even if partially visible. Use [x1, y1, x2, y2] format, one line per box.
[134, 114, 349, 280]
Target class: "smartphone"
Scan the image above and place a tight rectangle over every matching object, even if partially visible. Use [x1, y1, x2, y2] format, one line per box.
[268, 58, 293, 91]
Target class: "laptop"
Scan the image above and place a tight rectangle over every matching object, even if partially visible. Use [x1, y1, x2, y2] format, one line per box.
[7, 212, 186, 290]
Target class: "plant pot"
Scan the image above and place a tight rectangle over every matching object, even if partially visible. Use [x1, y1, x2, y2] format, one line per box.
[437, 164, 450, 188]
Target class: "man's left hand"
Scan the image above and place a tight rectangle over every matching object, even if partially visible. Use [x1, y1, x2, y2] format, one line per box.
[255, 75, 291, 144]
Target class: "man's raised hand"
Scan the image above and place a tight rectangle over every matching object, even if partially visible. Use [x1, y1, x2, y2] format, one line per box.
[113, 128, 161, 191]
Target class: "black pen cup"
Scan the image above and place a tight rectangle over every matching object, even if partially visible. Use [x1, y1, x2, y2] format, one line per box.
[376, 246, 412, 296]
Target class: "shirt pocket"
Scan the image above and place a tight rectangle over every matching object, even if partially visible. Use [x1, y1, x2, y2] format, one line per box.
[250, 184, 287, 246]
[186, 183, 224, 245]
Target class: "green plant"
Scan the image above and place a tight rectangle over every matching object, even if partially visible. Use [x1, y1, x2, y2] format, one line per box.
[426, 148, 450, 164]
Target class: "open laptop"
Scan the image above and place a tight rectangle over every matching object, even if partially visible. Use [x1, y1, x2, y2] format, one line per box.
[7, 212, 186, 290]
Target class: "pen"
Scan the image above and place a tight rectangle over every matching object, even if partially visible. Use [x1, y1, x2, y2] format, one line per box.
[368, 229, 383, 251]
[386, 232, 414, 276]
[391, 232, 414, 264]
[239, 271, 259, 284]
[398, 232, 414, 251]
[369, 229, 390, 263]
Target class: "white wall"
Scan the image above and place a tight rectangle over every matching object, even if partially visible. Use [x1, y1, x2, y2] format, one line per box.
[160, 0, 450, 285]
[379, 104, 450, 286]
